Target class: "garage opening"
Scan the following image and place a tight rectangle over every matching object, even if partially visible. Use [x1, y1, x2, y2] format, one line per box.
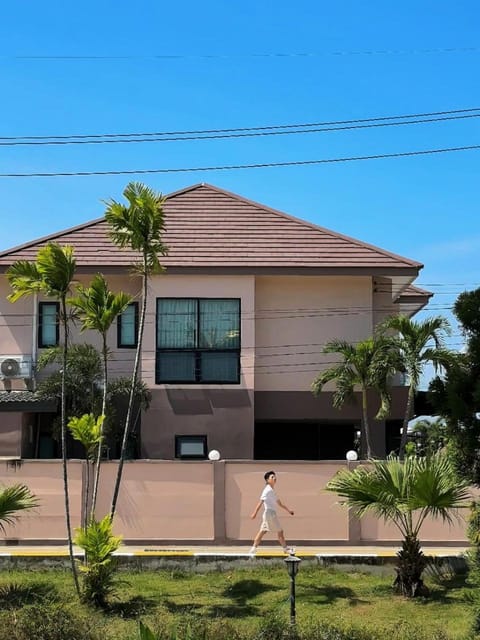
[254, 421, 358, 460]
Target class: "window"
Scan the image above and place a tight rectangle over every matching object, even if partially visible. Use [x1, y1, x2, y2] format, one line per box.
[156, 298, 240, 384]
[175, 435, 208, 459]
[117, 302, 138, 348]
[38, 302, 59, 348]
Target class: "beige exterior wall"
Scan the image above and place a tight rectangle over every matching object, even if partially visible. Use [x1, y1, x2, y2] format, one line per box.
[254, 276, 373, 392]
[0, 277, 33, 358]
[0, 461, 470, 544]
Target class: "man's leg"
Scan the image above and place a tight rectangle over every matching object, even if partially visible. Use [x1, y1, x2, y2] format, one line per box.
[250, 528, 266, 554]
[277, 529, 287, 549]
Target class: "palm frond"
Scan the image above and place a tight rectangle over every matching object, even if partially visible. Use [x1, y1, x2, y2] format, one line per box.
[0, 484, 39, 533]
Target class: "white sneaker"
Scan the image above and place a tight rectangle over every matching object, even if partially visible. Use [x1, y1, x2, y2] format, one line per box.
[248, 546, 257, 555]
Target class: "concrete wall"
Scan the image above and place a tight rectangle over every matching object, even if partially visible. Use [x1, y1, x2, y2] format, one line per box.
[0, 460, 471, 545]
[0, 460, 82, 540]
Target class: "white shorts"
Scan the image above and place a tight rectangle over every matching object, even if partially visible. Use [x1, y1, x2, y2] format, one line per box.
[261, 509, 282, 533]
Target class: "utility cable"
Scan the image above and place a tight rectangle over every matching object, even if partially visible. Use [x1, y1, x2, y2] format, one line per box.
[1, 144, 479, 178]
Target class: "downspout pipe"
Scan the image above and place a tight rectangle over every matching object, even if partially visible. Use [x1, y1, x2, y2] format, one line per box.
[31, 292, 38, 391]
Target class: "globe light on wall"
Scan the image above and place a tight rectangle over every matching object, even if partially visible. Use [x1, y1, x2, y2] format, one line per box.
[208, 449, 221, 461]
[346, 450, 358, 462]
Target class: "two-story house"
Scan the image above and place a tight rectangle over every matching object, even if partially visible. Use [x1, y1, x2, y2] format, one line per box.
[0, 183, 431, 461]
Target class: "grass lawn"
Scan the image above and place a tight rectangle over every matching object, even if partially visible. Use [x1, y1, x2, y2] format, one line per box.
[0, 563, 474, 639]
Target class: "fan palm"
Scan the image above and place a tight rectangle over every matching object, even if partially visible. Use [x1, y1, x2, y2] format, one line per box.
[104, 182, 168, 520]
[69, 274, 132, 518]
[379, 315, 455, 459]
[326, 453, 470, 596]
[6, 242, 80, 596]
[0, 484, 38, 533]
[312, 337, 402, 458]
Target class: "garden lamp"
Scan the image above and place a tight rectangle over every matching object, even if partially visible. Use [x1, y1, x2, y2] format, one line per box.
[284, 554, 302, 625]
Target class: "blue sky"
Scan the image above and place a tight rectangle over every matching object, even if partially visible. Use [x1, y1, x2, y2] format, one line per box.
[1, 1, 479, 380]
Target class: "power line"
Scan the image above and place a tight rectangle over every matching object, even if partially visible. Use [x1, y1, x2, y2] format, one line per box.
[5, 45, 480, 61]
[2, 107, 479, 142]
[2, 112, 480, 146]
[1, 144, 479, 178]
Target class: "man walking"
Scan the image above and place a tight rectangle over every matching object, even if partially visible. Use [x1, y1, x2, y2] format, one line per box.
[249, 470, 294, 555]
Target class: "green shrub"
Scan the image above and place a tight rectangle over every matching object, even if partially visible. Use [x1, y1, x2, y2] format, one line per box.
[74, 515, 122, 607]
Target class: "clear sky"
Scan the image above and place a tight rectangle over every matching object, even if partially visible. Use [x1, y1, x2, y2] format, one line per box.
[1, 1, 479, 381]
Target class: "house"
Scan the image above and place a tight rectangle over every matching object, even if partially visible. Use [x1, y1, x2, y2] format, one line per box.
[0, 183, 432, 461]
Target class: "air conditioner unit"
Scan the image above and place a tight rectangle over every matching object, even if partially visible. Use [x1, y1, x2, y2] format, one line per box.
[0, 356, 33, 380]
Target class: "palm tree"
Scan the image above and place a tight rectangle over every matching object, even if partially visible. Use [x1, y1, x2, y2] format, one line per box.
[379, 315, 454, 459]
[7, 242, 81, 596]
[312, 337, 402, 458]
[326, 453, 470, 597]
[68, 414, 103, 529]
[104, 182, 168, 520]
[0, 484, 39, 533]
[69, 274, 132, 518]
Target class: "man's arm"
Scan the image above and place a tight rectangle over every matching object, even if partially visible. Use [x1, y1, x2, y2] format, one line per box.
[250, 500, 263, 519]
[277, 498, 294, 515]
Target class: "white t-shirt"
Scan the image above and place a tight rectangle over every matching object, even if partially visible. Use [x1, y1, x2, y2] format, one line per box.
[260, 485, 278, 512]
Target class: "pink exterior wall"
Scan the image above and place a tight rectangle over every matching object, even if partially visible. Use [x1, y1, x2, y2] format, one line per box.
[254, 276, 373, 392]
[139, 274, 256, 459]
[93, 461, 215, 541]
[0, 461, 82, 540]
[0, 460, 471, 545]
[225, 462, 349, 541]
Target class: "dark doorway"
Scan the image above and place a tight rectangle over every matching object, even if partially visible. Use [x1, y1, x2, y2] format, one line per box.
[254, 421, 357, 460]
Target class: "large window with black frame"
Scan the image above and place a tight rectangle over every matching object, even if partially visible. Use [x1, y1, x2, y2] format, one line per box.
[156, 298, 240, 384]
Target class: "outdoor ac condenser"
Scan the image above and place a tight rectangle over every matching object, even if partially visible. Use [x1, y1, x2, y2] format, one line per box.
[0, 356, 33, 379]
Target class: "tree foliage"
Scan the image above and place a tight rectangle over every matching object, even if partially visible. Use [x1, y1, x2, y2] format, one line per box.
[428, 288, 480, 484]
[312, 337, 402, 458]
[326, 454, 470, 596]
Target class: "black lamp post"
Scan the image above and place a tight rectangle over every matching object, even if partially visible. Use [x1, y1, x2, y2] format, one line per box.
[284, 554, 302, 625]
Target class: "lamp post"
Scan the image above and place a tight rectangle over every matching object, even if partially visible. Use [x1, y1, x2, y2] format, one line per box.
[284, 554, 301, 625]
[346, 449, 358, 469]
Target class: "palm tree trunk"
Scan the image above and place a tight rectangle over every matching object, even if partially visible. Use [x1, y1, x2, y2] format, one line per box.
[362, 388, 373, 459]
[109, 263, 147, 521]
[60, 297, 81, 597]
[90, 335, 108, 521]
[393, 533, 429, 597]
[399, 384, 415, 460]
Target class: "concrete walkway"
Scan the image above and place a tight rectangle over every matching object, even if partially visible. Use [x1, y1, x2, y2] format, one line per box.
[0, 543, 468, 560]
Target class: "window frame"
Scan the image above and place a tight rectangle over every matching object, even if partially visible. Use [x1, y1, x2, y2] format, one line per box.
[175, 435, 208, 459]
[117, 301, 139, 349]
[156, 297, 241, 385]
[38, 301, 59, 348]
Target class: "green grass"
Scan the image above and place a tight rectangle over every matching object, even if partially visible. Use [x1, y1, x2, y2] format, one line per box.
[0, 564, 474, 639]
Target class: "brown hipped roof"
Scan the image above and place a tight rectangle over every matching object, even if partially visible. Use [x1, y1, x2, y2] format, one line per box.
[0, 183, 422, 274]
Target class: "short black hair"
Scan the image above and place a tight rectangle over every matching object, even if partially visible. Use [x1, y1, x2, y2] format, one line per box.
[264, 470, 276, 481]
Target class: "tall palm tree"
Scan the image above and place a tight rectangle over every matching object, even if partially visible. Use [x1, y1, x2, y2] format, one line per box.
[312, 337, 401, 458]
[104, 182, 168, 520]
[69, 274, 132, 518]
[379, 315, 454, 459]
[7, 242, 81, 596]
[68, 414, 103, 529]
[0, 484, 39, 533]
[326, 453, 470, 597]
